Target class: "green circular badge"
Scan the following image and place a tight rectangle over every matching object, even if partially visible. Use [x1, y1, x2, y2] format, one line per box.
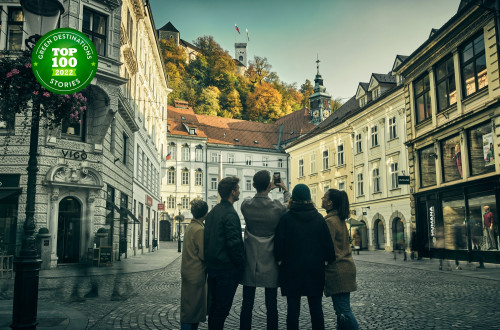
[31, 28, 98, 94]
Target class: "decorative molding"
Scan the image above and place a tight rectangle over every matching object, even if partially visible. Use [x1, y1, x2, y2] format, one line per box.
[44, 164, 104, 190]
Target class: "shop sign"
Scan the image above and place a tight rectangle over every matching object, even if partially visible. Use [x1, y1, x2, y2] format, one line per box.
[398, 176, 410, 185]
[158, 203, 165, 211]
[146, 195, 153, 207]
[61, 149, 88, 160]
[429, 205, 436, 237]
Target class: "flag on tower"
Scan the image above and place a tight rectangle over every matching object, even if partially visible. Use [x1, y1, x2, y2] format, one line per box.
[246, 28, 250, 41]
[235, 24, 240, 34]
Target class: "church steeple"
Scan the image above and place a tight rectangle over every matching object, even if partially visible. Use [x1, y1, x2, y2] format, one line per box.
[309, 56, 332, 124]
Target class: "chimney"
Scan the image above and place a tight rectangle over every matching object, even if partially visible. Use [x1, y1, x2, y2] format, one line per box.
[174, 100, 189, 109]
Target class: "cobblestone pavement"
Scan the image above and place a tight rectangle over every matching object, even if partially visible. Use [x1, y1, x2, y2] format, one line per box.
[1, 245, 500, 329]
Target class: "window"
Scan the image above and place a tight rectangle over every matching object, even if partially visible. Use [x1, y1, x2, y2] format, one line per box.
[337, 145, 344, 166]
[181, 146, 190, 161]
[322, 150, 329, 170]
[181, 169, 189, 185]
[299, 159, 304, 177]
[182, 197, 189, 209]
[419, 145, 437, 187]
[373, 168, 380, 193]
[389, 117, 397, 140]
[195, 170, 203, 186]
[322, 183, 330, 193]
[278, 158, 284, 168]
[228, 153, 234, 164]
[310, 185, 317, 204]
[211, 152, 218, 163]
[195, 147, 203, 162]
[122, 133, 128, 164]
[246, 179, 252, 191]
[461, 33, 487, 97]
[360, 97, 366, 107]
[126, 9, 133, 45]
[7, 8, 23, 51]
[61, 112, 85, 142]
[263, 157, 269, 167]
[83, 8, 107, 56]
[441, 135, 462, 182]
[338, 181, 345, 191]
[391, 163, 399, 189]
[310, 153, 317, 174]
[167, 168, 175, 185]
[371, 126, 379, 147]
[373, 88, 379, 99]
[468, 121, 495, 176]
[167, 196, 175, 209]
[210, 177, 218, 190]
[168, 144, 176, 160]
[356, 134, 362, 154]
[246, 156, 252, 166]
[106, 185, 115, 225]
[414, 74, 432, 123]
[435, 55, 457, 112]
[357, 173, 364, 196]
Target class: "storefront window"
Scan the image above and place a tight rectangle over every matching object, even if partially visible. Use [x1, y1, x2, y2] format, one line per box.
[441, 193, 466, 250]
[441, 135, 462, 182]
[468, 121, 495, 176]
[468, 191, 498, 251]
[419, 145, 437, 187]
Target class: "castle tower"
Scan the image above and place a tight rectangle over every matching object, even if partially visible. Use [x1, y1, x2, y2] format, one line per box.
[309, 57, 332, 124]
[235, 43, 247, 67]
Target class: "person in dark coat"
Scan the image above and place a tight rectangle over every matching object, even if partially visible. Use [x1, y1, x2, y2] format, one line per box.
[275, 184, 335, 330]
[239, 170, 290, 330]
[321, 189, 359, 330]
[204, 176, 244, 330]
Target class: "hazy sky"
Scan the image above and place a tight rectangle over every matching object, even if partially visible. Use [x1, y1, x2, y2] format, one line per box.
[149, 0, 460, 101]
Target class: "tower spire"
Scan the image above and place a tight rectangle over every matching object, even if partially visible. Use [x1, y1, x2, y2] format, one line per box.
[316, 54, 320, 75]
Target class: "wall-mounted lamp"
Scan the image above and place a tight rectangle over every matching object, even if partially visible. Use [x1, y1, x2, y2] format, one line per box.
[362, 206, 370, 215]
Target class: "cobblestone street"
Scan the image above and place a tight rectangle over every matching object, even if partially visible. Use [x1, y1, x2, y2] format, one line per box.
[1, 243, 500, 329]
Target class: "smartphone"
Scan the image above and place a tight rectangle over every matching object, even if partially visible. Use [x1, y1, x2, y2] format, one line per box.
[273, 172, 281, 185]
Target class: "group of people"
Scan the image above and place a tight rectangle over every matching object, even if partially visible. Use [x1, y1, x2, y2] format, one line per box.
[180, 170, 359, 330]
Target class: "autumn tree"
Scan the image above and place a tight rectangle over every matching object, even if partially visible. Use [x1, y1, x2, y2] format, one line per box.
[331, 97, 344, 112]
[246, 82, 283, 122]
[197, 86, 221, 116]
[220, 89, 243, 118]
[246, 56, 277, 85]
[300, 79, 314, 108]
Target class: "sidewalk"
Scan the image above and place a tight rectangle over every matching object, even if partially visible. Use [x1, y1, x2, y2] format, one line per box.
[0, 241, 182, 329]
[353, 249, 500, 281]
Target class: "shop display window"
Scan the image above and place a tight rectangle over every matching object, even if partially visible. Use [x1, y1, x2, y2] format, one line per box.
[468, 121, 495, 176]
[468, 191, 498, 251]
[419, 145, 437, 187]
[440, 135, 462, 182]
[441, 193, 466, 250]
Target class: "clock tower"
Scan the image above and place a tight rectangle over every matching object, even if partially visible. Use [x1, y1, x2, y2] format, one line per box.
[309, 57, 332, 124]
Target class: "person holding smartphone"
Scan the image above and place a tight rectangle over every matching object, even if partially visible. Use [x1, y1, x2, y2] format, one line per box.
[239, 170, 289, 330]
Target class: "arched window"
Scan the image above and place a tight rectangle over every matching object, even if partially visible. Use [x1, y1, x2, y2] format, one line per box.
[181, 168, 189, 185]
[195, 169, 203, 186]
[167, 167, 175, 185]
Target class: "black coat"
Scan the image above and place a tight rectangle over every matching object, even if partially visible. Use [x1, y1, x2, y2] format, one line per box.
[204, 200, 244, 271]
[274, 203, 335, 297]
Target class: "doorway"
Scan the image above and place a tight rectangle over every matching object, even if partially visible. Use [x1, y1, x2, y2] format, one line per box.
[375, 219, 385, 250]
[160, 220, 171, 241]
[57, 197, 81, 263]
[392, 218, 405, 251]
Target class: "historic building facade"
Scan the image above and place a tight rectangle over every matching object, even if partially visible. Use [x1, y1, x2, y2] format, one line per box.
[120, 0, 170, 255]
[397, 1, 500, 263]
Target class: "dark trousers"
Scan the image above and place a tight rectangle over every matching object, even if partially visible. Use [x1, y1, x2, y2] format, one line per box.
[286, 296, 324, 330]
[240, 286, 278, 330]
[207, 268, 241, 330]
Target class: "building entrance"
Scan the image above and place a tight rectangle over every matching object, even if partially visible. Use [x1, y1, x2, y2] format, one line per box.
[375, 219, 385, 250]
[393, 218, 405, 251]
[57, 197, 81, 263]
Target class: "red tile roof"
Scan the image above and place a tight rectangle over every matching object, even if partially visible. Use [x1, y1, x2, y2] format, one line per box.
[274, 108, 316, 144]
[167, 105, 207, 138]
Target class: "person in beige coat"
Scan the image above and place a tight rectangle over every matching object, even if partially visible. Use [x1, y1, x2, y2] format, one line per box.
[180, 199, 208, 330]
[321, 189, 359, 330]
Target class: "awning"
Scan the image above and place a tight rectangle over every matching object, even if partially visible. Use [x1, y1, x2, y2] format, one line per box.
[347, 218, 365, 227]
[121, 207, 140, 224]
[0, 188, 22, 201]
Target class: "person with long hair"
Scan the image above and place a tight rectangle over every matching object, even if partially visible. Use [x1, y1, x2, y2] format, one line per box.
[321, 189, 359, 330]
[275, 184, 335, 330]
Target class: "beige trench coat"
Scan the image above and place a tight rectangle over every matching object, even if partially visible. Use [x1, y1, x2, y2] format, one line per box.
[180, 217, 207, 323]
[324, 211, 357, 296]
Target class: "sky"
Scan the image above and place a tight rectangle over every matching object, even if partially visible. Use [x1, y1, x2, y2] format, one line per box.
[149, 0, 461, 102]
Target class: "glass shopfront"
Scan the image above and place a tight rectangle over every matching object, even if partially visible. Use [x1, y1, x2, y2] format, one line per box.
[416, 178, 500, 263]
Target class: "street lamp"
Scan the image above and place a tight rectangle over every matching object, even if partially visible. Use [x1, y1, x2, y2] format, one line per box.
[177, 203, 183, 253]
[11, 1, 64, 329]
